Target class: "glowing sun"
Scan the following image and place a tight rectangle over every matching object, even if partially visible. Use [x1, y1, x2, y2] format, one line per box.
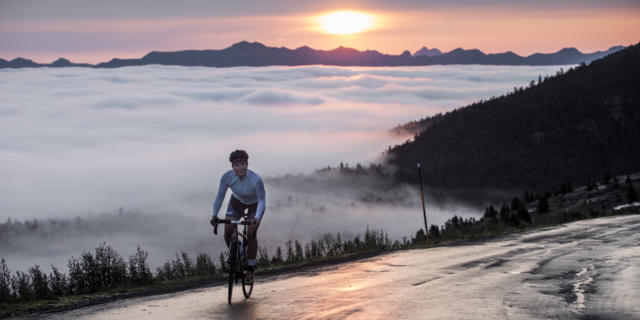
[317, 11, 375, 35]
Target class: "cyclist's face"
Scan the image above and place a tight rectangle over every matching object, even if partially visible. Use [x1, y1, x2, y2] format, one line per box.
[232, 160, 248, 177]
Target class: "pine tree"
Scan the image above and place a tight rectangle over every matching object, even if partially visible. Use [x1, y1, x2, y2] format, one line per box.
[49, 266, 67, 296]
[499, 203, 510, 221]
[28, 265, 49, 299]
[628, 183, 639, 202]
[511, 198, 522, 211]
[0, 259, 11, 302]
[181, 252, 193, 277]
[524, 190, 533, 203]
[195, 253, 216, 276]
[128, 246, 153, 285]
[257, 247, 270, 267]
[12, 271, 32, 301]
[483, 205, 497, 220]
[218, 252, 228, 273]
[518, 206, 532, 225]
[413, 229, 426, 244]
[272, 246, 283, 265]
[603, 172, 612, 185]
[285, 240, 294, 263]
[537, 197, 550, 213]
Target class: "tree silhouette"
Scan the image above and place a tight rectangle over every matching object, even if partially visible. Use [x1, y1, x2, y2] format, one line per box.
[628, 184, 639, 202]
[537, 197, 550, 213]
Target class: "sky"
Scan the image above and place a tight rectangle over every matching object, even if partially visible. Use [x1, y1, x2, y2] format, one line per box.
[1, 0, 639, 63]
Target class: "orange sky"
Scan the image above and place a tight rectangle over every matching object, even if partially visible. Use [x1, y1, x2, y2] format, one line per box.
[1, 5, 639, 63]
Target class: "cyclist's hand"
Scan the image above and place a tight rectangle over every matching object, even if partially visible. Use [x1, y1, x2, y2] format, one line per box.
[251, 218, 261, 229]
[210, 217, 219, 235]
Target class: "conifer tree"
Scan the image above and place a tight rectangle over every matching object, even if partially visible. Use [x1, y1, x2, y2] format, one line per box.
[285, 240, 294, 263]
[603, 172, 612, 185]
[272, 246, 283, 265]
[537, 197, 550, 213]
[0, 259, 11, 302]
[49, 266, 67, 296]
[628, 183, 639, 202]
[511, 198, 522, 211]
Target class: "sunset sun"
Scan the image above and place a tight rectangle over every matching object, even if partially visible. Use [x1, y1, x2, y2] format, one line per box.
[317, 11, 376, 35]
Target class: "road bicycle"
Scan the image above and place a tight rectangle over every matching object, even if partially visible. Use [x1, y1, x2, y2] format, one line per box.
[212, 216, 254, 304]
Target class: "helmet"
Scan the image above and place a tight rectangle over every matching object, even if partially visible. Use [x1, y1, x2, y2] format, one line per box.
[229, 149, 249, 163]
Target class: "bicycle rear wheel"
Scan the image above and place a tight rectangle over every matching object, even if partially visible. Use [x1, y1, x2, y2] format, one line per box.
[228, 242, 237, 304]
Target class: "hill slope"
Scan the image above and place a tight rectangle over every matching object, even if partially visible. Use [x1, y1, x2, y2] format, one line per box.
[387, 43, 640, 191]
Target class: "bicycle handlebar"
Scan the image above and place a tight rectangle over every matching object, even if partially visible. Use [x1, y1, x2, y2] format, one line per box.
[211, 217, 253, 235]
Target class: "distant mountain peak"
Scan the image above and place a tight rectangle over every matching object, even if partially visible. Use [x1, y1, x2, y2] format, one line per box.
[229, 41, 266, 49]
[557, 47, 582, 54]
[11, 57, 33, 63]
[413, 46, 442, 57]
[446, 48, 485, 56]
[50, 58, 73, 67]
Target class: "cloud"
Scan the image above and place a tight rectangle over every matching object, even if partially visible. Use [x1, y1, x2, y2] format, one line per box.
[239, 89, 324, 105]
[0, 64, 569, 270]
[0, 64, 569, 219]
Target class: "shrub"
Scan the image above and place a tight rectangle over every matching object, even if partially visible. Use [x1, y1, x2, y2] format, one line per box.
[128, 246, 153, 285]
[0, 259, 12, 302]
[195, 253, 216, 276]
[28, 265, 50, 299]
[11, 271, 32, 301]
[257, 247, 270, 267]
[49, 266, 67, 297]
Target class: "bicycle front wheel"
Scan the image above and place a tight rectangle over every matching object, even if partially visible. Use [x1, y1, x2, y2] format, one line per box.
[228, 242, 238, 304]
[242, 272, 253, 298]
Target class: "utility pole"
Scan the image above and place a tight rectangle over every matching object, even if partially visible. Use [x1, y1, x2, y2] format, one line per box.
[417, 162, 429, 245]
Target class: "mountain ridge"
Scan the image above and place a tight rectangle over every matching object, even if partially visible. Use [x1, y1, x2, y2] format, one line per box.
[0, 41, 626, 69]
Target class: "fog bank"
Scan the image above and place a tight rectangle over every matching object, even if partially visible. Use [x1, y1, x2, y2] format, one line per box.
[0, 64, 569, 271]
[0, 64, 568, 220]
[1, 170, 480, 273]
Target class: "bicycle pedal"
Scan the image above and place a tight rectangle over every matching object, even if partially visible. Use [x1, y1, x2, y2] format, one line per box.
[244, 272, 254, 285]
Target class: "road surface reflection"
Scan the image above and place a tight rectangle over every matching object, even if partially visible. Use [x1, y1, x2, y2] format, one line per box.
[32, 215, 640, 320]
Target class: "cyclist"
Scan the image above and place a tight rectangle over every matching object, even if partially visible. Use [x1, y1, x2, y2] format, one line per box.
[210, 149, 265, 284]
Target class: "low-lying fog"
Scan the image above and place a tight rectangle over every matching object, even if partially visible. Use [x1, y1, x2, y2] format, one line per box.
[0, 64, 568, 271]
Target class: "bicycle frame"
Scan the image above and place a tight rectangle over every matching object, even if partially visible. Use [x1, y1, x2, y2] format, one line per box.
[212, 217, 254, 303]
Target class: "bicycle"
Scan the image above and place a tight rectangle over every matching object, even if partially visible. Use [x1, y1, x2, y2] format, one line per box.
[212, 216, 254, 304]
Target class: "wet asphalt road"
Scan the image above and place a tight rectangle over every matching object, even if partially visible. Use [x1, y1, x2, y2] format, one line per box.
[25, 215, 640, 320]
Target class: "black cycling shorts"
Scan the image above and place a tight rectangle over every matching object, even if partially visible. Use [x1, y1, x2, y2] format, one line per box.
[225, 195, 262, 219]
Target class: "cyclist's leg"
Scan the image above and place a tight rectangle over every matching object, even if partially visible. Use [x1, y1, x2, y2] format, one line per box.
[224, 201, 241, 248]
[246, 211, 258, 262]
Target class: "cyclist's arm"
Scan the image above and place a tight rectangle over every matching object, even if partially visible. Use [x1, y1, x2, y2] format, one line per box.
[255, 179, 266, 220]
[212, 174, 229, 218]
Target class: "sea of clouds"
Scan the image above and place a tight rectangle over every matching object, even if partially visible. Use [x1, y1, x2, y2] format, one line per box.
[0, 64, 569, 271]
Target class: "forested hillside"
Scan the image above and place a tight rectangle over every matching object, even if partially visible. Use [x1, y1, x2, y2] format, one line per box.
[388, 43, 640, 191]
